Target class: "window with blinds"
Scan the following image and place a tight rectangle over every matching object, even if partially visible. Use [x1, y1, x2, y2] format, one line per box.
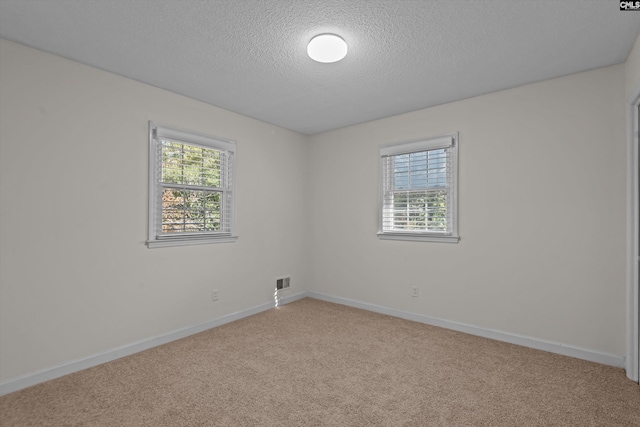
[378, 134, 459, 243]
[148, 123, 237, 248]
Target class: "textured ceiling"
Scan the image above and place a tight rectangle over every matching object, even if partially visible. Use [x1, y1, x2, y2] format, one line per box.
[0, 0, 639, 135]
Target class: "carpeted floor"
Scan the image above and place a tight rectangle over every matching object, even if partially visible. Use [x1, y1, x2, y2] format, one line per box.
[1, 297, 639, 426]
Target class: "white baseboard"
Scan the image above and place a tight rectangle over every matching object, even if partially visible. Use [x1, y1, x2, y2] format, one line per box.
[307, 292, 626, 369]
[0, 291, 307, 396]
[1, 289, 625, 396]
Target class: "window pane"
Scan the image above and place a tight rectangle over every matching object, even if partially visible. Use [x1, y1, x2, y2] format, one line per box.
[384, 190, 448, 232]
[392, 150, 446, 191]
[424, 190, 448, 231]
[161, 188, 221, 233]
[392, 154, 409, 190]
[161, 140, 221, 187]
[427, 149, 447, 187]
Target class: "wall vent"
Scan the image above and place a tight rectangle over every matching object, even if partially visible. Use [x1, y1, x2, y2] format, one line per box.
[276, 277, 290, 290]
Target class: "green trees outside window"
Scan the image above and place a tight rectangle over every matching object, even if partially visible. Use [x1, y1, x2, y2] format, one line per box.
[160, 141, 226, 234]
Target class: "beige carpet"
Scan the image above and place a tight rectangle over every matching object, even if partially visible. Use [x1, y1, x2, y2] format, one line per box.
[1, 298, 639, 426]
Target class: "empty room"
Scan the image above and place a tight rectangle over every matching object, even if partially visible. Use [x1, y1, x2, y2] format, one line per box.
[1, 0, 640, 425]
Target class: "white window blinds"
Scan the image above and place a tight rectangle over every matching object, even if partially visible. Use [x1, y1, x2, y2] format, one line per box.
[379, 134, 459, 243]
[148, 123, 237, 247]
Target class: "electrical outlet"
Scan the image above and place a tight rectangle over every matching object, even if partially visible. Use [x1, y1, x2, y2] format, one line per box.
[212, 289, 219, 301]
[412, 286, 419, 297]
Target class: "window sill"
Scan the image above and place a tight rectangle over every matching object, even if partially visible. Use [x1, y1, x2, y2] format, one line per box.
[147, 236, 238, 248]
[377, 232, 459, 243]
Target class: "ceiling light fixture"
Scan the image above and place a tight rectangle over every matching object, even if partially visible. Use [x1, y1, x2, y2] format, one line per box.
[307, 34, 348, 63]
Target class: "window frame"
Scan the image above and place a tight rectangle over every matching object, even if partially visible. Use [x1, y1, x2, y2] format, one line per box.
[147, 122, 238, 248]
[377, 133, 459, 243]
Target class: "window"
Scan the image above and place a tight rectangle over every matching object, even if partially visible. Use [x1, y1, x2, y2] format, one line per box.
[148, 122, 237, 248]
[378, 133, 459, 243]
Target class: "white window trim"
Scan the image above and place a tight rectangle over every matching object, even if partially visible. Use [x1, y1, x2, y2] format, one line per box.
[147, 122, 238, 248]
[377, 133, 459, 243]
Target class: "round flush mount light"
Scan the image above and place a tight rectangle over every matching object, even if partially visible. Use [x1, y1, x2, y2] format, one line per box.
[307, 34, 348, 63]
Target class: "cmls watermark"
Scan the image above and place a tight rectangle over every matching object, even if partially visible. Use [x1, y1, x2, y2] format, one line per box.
[620, 1, 640, 10]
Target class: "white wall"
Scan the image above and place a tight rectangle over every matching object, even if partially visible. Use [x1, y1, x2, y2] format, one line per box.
[0, 39, 311, 383]
[308, 64, 627, 357]
[625, 33, 640, 99]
